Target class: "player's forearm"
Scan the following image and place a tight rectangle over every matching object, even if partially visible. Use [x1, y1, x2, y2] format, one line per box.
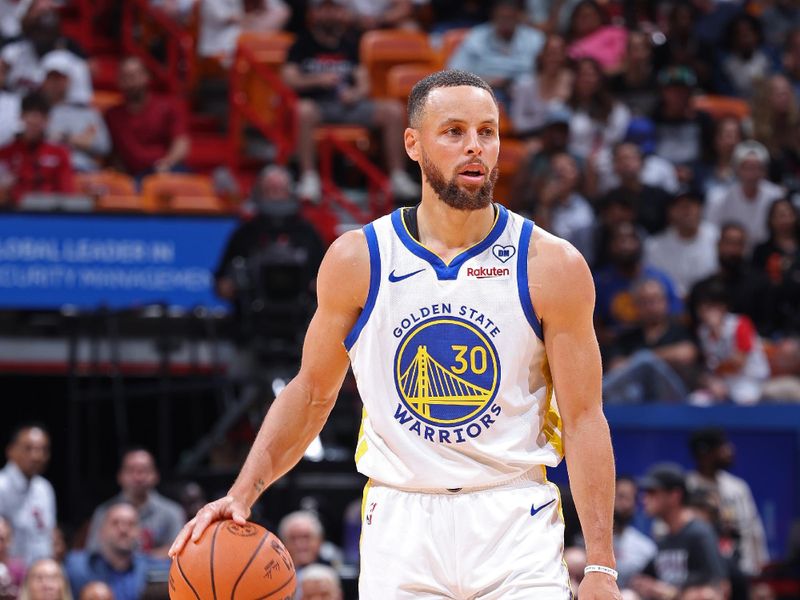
[227, 377, 335, 507]
[564, 407, 616, 567]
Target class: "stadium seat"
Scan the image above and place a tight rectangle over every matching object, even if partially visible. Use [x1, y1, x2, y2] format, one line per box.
[494, 138, 528, 210]
[167, 195, 225, 214]
[360, 30, 435, 99]
[386, 63, 437, 102]
[95, 194, 154, 212]
[141, 173, 216, 208]
[438, 28, 469, 69]
[91, 90, 123, 112]
[692, 95, 751, 120]
[76, 171, 137, 199]
[314, 125, 371, 151]
[236, 30, 295, 65]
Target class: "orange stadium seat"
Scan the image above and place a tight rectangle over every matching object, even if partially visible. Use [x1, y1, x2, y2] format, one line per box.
[236, 30, 295, 65]
[386, 63, 437, 102]
[494, 138, 528, 210]
[141, 173, 215, 208]
[360, 30, 435, 99]
[438, 28, 469, 69]
[95, 194, 154, 212]
[692, 95, 751, 120]
[167, 195, 225, 214]
[76, 171, 136, 199]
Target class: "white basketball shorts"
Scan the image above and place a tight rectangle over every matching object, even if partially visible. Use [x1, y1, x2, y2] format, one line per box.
[358, 469, 571, 599]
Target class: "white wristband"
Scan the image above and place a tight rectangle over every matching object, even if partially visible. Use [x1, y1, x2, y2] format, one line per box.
[584, 565, 618, 580]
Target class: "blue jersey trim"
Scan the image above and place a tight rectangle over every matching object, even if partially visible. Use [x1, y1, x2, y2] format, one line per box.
[390, 204, 509, 280]
[344, 223, 380, 351]
[517, 219, 543, 340]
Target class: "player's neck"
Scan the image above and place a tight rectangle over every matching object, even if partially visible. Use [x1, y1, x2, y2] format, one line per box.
[416, 197, 496, 262]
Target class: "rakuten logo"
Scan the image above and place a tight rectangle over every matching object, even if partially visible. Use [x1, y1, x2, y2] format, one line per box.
[466, 266, 511, 279]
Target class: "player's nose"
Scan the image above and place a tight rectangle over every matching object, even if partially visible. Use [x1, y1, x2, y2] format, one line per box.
[464, 129, 482, 155]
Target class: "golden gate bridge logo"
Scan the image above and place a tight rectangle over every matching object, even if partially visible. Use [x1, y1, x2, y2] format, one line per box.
[394, 317, 499, 426]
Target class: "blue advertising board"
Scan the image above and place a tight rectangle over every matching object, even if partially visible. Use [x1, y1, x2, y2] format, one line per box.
[0, 213, 238, 310]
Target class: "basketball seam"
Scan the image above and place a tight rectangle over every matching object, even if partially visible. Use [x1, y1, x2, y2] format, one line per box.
[255, 573, 295, 600]
[176, 555, 202, 600]
[229, 530, 270, 600]
[210, 520, 223, 600]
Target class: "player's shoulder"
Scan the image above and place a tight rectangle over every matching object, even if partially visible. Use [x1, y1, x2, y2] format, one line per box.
[527, 225, 590, 278]
[317, 227, 370, 308]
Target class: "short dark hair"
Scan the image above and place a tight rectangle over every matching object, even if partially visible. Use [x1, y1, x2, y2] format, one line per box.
[689, 428, 728, 458]
[21, 92, 50, 115]
[407, 69, 497, 128]
[7, 422, 49, 447]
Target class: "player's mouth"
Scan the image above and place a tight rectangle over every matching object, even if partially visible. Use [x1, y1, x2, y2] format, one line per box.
[457, 163, 486, 185]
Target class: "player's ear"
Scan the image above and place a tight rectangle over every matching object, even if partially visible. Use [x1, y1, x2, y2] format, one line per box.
[404, 127, 420, 162]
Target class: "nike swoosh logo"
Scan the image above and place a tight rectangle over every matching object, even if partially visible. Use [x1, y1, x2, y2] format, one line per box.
[388, 268, 425, 283]
[530, 498, 556, 516]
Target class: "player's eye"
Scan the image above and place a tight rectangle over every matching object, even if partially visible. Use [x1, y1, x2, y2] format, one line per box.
[445, 127, 462, 136]
[480, 128, 495, 136]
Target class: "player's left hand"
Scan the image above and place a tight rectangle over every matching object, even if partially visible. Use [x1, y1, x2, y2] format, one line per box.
[578, 572, 622, 600]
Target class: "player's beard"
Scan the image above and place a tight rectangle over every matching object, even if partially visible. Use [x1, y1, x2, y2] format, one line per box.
[420, 150, 498, 211]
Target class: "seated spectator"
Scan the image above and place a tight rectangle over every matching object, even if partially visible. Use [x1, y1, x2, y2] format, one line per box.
[18, 558, 72, 600]
[753, 199, 800, 335]
[691, 281, 770, 405]
[510, 33, 573, 138]
[645, 191, 718, 298]
[78, 581, 114, 600]
[613, 476, 656, 589]
[609, 30, 658, 118]
[571, 191, 640, 269]
[594, 222, 683, 347]
[690, 223, 776, 337]
[86, 448, 184, 558]
[599, 142, 671, 234]
[0, 91, 74, 205]
[297, 563, 342, 600]
[1, 1, 91, 97]
[761, 0, 800, 51]
[752, 75, 800, 186]
[697, 116, 743, 200]
[348, 0, 416, 31]
[198, 0, 290, 66]
[567, 57, 630, 162]
[705, 141, 785, 253]
[718, 13, 771, 100]
[519, 151, 592, 244]
[0, 59, 20, 147]
[0, 516, 24, 598]
[565, 0, 626, 73]
[0, 0, 29, 45]
[39, 50, 109, 172]
[282, 0, 418, 202]
[0, 424, 55, 567]
[104, 56, 189, 179]
[603, 278, 696, 404]
[652, 67, 713, 174]
[652, 2, 713, 91]
[66, 502, 169, 600]
[278, 511, 342, 572]
[631, 463, 727, 600]
[447, 0, 545, 108]
[687, 428, 769, 577]
[783, 28, 800, 98]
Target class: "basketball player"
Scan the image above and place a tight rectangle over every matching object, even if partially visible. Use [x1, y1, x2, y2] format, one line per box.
[170, 70, 620, 599]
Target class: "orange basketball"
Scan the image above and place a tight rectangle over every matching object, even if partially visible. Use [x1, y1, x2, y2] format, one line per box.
[169, 520, 296, 600]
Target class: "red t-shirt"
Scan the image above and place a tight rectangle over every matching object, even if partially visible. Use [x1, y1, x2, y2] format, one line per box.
[0, 137, 75, 204]
[104, 94, 188, 175]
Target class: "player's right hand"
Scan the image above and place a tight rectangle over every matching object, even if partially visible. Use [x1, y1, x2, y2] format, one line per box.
[168, 495, 251, 558]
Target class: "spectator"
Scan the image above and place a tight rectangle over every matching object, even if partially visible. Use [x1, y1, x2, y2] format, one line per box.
[447, 0, 545, 108]
[565, 0, 627, 73]
[0, 424, 55, 567]
[39, 50, 109, 172]
[566, 57, 630, 162]
[78, 581, 113, 600]
[348, 0, 416, 31]
[571, 191, 639, 269]
[613, 476, 656, 589]
[698, 116, 743, 200]
[176, 482, 206, 523]
[282, 0, 418, 202]
[1, 2, 90, 97]
[278, 511, 341, 572]
[520, 151, 592, 244]
[104, 56, 189, 179]
[687, 428, 769, 576]
[631, 463, 727, 600]
[718, 14, 771, 100]
[705, 141, 785, 252]
[0, 59, 20, 147]
[18, 558, 72, 600]
[198, 0, 290, 66]
[691, 280, 770, 405]
[0, 516, 24, 598]
[297, 563, 342, 600]
[0, 90, 75, 205]
[593, 222, 683, 346]
[752, 75, 800, 185]
[425, 0, 490, 34]
[783, 28, 800, 98]
[0, 0, 29, 45]
[652, 2, 713, 91]
[600, 142, 671, 234]
[609, 30, 658, 118]
[753, 199, 800, 335]
[652, 66, 713, 173]
[66, 502, 169, 600]
[510, 33, 573, 138]
[86, 448, 184, 558]
[603, 278, 696, 404]
[761, 0, 800, 51]
[150, 0, 196, 24]
[690, 223, 776, 337]
[645, 191, 719, 298]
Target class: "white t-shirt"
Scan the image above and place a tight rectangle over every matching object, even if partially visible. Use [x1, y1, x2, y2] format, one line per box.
[705, 180, 784, 251]
[0, 0, 32, 39]
[0, 91, 20, 147]
[644, 222, 719, 297]
[568, 102, 631, 161]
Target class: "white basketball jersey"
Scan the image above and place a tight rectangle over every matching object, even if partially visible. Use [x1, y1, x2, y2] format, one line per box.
[345, 204, 564, 490]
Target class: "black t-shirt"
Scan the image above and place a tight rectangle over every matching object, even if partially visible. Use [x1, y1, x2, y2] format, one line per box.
[644, 518, 728, 589]
[689, 269, 777, 336]
[601, 185, 671, 235]
[286, 31, 361, 102]
[608, 321, 692, 361]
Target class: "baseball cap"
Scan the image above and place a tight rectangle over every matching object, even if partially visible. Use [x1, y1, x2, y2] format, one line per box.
[41, 50, 74, 78]
[638, 462, 687, 493]
[657, 66, 697, 88]
[624, 117, 656, 155]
